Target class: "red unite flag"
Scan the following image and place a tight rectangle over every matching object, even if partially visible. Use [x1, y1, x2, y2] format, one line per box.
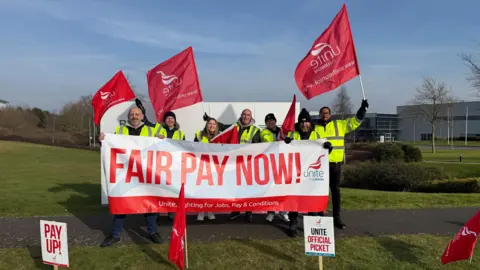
[279, 94, 296, 140]
[91, 71, 136, 125]
[441, 210, 480, 264]
[210, 125, 239, 144]
[147, 47, 203, 122]
[294, 4, 360, 100]
[168, 183, 186, 270]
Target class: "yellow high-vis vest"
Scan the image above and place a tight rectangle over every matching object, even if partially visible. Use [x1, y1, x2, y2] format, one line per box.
[260, 128, 281, 142]
[154, 124, 185, 140]
[287, 130, 321, 141]
[114, 125, 153, 137]
[314, 116, 362, 162]
[236, 124, 259, 144]
[195, 130, 211, 143]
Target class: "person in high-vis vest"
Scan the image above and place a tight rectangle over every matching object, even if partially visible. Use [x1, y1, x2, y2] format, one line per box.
[153, 111, 185, 221]
[261, 113, 290, 224]
[314, 99, 369, 229]
[283, 108, 332, 238]
[203, 109, 261, 222]
[193, 118, 220, 221]
[98, 107, 162, 247]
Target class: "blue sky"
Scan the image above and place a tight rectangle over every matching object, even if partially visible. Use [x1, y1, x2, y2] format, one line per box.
[1, 0, 479, 113]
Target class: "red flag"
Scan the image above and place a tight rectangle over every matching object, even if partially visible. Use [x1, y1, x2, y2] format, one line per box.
[294, 4, 360, 100]
[91, 71, 136, 125]
[441, 210, 480, 264]
[168, 183, 186, 270]
[279, 95, 296, 140]
[147, 47, 203, 122]
[210, 125, 239, 144]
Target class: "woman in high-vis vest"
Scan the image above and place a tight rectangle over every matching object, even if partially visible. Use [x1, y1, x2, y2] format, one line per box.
[193, 118, 220, 221]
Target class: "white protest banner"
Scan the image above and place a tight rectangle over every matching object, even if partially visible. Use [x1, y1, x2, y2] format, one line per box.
[304, 216, 335, 257]
[40, 220, 69, 267]
[101, 134, 330, 214]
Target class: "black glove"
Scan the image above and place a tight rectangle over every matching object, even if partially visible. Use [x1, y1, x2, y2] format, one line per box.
[284, 137, 292, 144]
[135, 98, 146, 114]
[203, 113, 209, 121]
[361, 99, 369, 110]
[323, 141, 333, 154]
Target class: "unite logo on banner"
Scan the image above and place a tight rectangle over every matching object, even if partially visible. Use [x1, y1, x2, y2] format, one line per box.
[157, 71, 183, 96]
[310, 43, 341, 74]
[304, 154, 326, 181]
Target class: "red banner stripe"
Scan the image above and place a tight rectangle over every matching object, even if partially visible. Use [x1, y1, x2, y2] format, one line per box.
[108, 195, 329, 214]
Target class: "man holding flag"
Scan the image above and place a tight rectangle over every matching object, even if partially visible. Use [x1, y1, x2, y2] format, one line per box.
[294, 4, 370, 229]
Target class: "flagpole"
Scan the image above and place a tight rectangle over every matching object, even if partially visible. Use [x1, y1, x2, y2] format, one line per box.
[185, 228, 189, 268]
[358, 75, 366, 100]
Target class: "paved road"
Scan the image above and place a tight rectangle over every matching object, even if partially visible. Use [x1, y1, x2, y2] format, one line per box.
[1, 207, 478, 248]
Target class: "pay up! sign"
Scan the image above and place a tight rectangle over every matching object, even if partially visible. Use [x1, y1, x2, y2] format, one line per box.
[304, 216, 335, 257]
[40, 220, 69, 268]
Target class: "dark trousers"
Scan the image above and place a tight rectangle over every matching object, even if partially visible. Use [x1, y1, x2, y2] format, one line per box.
[330, 162, 342, 218]
[111, 214, 158, 238]
[231, 211, 252, 215]
[288, 162, 342, 230]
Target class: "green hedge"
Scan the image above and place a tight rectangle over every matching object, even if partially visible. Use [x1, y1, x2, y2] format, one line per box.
[372, 143, 404, 162]
[347, 142, 422, 163]
[415, 178, 480, 193]
[341, 161, 446, 192]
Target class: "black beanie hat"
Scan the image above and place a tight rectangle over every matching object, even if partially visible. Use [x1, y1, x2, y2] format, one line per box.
[298, 108, 312, 123]
[163, 111, 176, 122]
[265, 113, 277, 122]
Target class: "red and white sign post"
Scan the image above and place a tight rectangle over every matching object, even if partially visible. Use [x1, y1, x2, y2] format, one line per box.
[40, 220, 69, 268]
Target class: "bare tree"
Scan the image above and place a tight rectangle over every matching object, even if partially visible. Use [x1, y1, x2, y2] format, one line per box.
[332, 86, 353, 119]
[460, 52, 480, 97]
[410, 77, 456, 153]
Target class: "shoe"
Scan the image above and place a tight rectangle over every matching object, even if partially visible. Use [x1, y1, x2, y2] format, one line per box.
[334, 217, 346, 229]
[229, 212, 241, 220]
[149, 232, 163, 244]
[266, 213, 275, 223]
[287, 229, 298, 238]
[207, 212, 215, 220]
[197, 212, 205, 221]
[100, 235, 121, 247]
[278, 212, 290, 222]
[246, 212, 253, 223]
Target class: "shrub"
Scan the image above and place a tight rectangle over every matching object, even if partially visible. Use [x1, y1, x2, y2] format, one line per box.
[371, 143, 404, 162]
[341, 161, 446, 192]
[415, 178, 480, 193]
[398, 144, 423, 162]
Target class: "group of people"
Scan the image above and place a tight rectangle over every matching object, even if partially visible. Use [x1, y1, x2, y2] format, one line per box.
[99, 98, 369, 246]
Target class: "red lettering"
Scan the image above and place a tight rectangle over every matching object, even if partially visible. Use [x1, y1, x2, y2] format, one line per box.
[270, 153, 294, 184]
[181, 152, 197, 184]
[155, 151, 172, 185]
[254, 154, 269, 185]
[125, 150, 144, 183]
[44, 224, 50, 238]
[295, 152, 301, 183]
[146, 150, 154, 184]
[54, 225, 62, 239]
[236, 155, 253, 185]
[109, 148, 126, 183]
[53, 239, 60, 253]
[212, 155, 229, 186]
[310, 244, 329, 252]
[197, 154, 214, 186]
[46, 239, 52, 253]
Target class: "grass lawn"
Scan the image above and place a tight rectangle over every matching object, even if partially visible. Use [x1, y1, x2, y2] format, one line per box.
[421, 149, 480, 163]
[1, 140, 480, 217]
[0, 234, 478, 269]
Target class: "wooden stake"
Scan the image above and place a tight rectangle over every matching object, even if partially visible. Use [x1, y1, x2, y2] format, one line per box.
[185, 229, 189, 269]
[318, 256, 323, 270]
[54, 266, 59, 270]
